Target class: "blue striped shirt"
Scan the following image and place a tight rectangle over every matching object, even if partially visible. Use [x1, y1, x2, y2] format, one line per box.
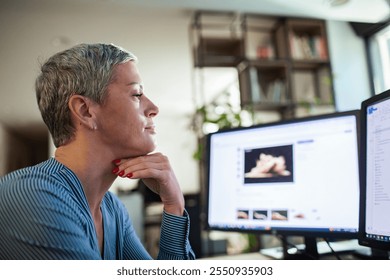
[0, 158, 195, 260]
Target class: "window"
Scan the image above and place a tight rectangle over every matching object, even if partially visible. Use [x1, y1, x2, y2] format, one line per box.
[368, 23, 390, 94]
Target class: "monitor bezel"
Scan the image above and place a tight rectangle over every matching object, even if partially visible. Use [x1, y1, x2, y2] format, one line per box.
[205, 109, 360, 239]
[359, 89, 390, 251]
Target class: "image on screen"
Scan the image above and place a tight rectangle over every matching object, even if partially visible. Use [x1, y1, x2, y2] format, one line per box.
[206, 111, 360, 237]
[244, 145, 294, 184]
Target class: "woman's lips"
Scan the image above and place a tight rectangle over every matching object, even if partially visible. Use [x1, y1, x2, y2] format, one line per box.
[145, 125, 156, 134]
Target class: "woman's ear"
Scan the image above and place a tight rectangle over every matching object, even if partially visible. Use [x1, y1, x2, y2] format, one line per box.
[68, 95, 97, 130]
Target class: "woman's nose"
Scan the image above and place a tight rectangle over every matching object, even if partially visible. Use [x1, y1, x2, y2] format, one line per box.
[145, 96, 159, 118]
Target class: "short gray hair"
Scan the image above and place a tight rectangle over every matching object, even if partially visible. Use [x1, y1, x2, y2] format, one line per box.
[36, 43, 137, 147]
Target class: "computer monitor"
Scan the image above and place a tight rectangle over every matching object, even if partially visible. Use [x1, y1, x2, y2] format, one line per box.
[359, 89, 390, 256]
[206, 110, 361, 259]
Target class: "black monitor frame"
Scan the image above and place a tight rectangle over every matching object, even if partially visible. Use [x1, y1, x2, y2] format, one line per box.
[205, 110, 361, 259]
[359, 89, 390, 253]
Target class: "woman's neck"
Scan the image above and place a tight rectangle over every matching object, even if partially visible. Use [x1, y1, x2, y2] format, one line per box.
[54, 142, 117, 213]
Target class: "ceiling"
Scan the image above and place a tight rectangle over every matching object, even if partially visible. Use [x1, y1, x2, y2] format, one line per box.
[0, 0, 389, 141]
[123, 0, 390, 23]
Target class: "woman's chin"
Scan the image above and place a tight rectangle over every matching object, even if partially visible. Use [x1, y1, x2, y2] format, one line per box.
[131, 145, 157, 157]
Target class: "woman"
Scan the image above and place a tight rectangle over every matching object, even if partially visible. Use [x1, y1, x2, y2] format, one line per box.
[0, 43, 195, 260]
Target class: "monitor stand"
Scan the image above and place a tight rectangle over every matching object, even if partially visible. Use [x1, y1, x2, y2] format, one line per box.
[280, 236, 379, 260]
[260, 236, 371, 259]
[282, 236, 319, 260]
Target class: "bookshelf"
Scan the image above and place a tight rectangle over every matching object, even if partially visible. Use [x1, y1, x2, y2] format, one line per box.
[190, 11, 336, 120]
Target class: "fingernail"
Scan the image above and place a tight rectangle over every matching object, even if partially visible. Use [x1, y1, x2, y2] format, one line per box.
[112, 167, 119, 174]
[118, 171, 125, 177]
[126, 173, 133, 178]
[112, 159, 121, 164]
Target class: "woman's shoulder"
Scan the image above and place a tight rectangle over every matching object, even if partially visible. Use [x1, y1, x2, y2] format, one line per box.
[0, 158, 84, 206]
[1, 158, 64, 188]
[0, 158, 89, 223]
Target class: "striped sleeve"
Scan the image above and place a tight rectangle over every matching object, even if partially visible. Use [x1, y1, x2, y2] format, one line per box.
[120, 202, 195, 260]
[157, 210, 196, 260]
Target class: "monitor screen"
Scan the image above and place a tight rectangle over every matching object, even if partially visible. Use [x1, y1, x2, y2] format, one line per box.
[206, 110, 360, 239]
[359, 89, 390, 251]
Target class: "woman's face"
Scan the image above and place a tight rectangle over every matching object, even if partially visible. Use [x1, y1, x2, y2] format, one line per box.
[94, 61, 159, 158]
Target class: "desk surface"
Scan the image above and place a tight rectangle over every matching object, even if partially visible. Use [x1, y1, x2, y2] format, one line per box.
[201, 240, 376, 260]
[201, 252, 272, 260]
[200, 252, 364, 260]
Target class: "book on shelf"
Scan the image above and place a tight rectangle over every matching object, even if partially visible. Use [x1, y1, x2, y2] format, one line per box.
[266, 79, 286, 103]
[249, 68, 286, 104]
[249, 67, 266, 102]
[292, 71, 316, 103]
[289, 34, 328, 60]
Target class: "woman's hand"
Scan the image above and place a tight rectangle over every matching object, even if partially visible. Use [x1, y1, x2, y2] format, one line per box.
[112, 153, 184, 216]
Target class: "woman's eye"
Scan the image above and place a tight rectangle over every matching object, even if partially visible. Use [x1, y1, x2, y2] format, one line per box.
[133, 93, 143, 99]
